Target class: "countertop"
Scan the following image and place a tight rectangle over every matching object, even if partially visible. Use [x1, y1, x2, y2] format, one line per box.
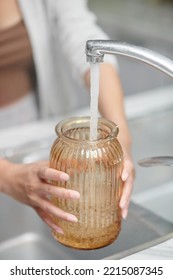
[1, 84, 173, 259]
[122, 233, 173, 260]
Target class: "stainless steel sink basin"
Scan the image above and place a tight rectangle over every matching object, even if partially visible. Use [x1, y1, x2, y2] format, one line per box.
[130, 106, 173, 194]
[0, 194, 173, 259]
[129, 106, 173, 224]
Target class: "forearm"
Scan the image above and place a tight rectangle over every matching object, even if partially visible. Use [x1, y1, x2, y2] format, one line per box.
[84, 63, 132, 154]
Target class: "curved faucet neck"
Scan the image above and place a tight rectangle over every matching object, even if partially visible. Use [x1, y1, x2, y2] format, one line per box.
[86, 40, 173, 78]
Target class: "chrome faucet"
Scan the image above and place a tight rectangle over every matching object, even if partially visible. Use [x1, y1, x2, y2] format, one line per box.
[86, 40, 173, 167]
[86, 40, 173, 78]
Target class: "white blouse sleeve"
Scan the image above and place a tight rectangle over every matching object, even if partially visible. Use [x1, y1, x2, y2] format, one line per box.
[47, 0, 119, 80]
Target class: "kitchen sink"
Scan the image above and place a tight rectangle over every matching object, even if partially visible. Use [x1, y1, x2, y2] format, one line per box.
[0, 194, 173, 260]
[1, 125, 173, 260]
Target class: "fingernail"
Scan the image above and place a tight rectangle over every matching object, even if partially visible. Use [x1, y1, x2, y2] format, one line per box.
[70, 191, 80, 199]
[122, 172, 129, 181]
[59, 173, 69, 181]
[55, 227, 64, 234]
[119, 199, 126, 209]
[122, 209, 128, 220]
[67, 214, 78, 223]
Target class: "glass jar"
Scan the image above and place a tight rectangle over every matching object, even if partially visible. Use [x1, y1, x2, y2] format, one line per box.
[49, 116, 123, 249]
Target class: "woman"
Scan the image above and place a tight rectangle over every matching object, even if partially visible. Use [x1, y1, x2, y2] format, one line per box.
[0, 0, 134, 234]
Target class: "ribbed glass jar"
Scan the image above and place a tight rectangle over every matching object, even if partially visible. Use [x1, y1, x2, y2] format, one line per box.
[49, 116, 123, 249]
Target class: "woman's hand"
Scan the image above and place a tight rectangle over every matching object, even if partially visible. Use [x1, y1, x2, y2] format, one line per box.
[119, 147, 135, 220]
[0, 159, 80, 234]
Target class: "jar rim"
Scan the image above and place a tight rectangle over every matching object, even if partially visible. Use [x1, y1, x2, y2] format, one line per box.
[55, 116, 119, 143]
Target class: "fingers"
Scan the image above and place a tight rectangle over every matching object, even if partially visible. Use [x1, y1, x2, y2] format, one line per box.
[119, 157, 135, 219]
[27, 164, 80, 227]
[119, 175, 133, 219]
[35, 207, 64, 234]
[121, 155, 134, 182]
[40, 182, 80, 200]
[32, 195, 78, 223]
[38, 167, 69, 182]
[36, 166, 80, 200]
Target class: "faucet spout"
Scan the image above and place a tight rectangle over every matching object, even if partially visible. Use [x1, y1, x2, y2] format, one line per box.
[86, 40, 173, 78]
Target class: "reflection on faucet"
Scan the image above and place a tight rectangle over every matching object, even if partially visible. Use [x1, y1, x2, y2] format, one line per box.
[86, 40, 173, 78]
[86, 40, 173, 168]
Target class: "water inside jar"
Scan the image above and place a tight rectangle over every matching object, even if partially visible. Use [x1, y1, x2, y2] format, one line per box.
[63, 126, 109, 141]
